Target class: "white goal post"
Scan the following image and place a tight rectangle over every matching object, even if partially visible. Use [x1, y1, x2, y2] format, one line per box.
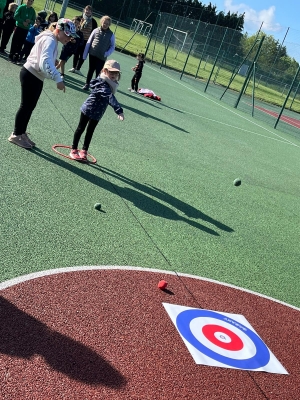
[162, 27, 188, 52]
[130, 19, 152, 37]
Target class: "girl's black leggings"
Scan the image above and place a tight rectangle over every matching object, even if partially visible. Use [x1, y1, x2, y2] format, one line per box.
[131, 73, 142, 91]
[14, 67, 43, 136]
[86, 54, 105, 85]
[72, 112, 99, 151]
[73, 40, 87, 70]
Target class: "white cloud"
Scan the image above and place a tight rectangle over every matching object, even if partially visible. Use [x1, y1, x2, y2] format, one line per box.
[224, 0, 282, 32]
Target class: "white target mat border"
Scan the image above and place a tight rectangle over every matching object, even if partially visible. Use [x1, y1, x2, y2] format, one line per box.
[163, 303, 288, 374]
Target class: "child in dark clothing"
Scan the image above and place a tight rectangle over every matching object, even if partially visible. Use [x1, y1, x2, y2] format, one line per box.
[8, 0, 36, 63]
[70, 59, 124, 161]
[47, 11, 58, 25]
[18, 15, 42, 62]
[56, 16, 83, 79]
[129, 53, 145, 93]
[37, 10, 48, 30]
[0, 2, 17, 53]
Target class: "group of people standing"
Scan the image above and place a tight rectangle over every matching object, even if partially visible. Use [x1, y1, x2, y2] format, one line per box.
[4, 5, 125, 161]
[2, 2, 146, 161]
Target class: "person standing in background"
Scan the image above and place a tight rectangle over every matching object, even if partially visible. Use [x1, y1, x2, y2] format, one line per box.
[69, 4, 97, 76]
[0, 2, 17, 53]
[82, 15, 115, 90]
[8, 19, 78, 149]
[8, 0, 36, 63]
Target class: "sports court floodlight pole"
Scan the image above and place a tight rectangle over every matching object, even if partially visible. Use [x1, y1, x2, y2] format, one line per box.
[274, 66, 300, 129]
[59, 0, 69, 18]
[204, 27, 228, 92]
[234, 36, 265, 109]
[160, 15, 179, 69]
[180, 18, 201, 80]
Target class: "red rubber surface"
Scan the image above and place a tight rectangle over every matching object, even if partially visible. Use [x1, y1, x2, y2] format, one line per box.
[0, 269, 299, 399]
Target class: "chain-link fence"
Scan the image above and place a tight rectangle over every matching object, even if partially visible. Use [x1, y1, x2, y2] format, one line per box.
[46, 0, 300, 139]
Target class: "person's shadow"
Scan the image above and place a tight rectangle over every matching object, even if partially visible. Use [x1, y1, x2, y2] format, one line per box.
[0, 296, 126, 387]
[31, 148, 233, 235]
[92, 165, 234, 233]
[121, 104, 190, 133]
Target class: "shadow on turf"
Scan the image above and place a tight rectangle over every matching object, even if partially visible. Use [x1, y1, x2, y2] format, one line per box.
[122, 104, 190, 133]
[31, 148, 232, 235]
[119, 90, 162, 109]
[0, 296, 126, 387]
[63, 74, 86, 93]
[93, 166, 234, 233]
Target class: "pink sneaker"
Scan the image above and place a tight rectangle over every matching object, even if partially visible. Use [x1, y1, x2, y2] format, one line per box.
[79, 149, 87, 161]
[70, 149, 82, 160]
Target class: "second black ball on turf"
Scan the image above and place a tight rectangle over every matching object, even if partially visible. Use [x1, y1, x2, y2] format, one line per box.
[233, 179, 241, 186]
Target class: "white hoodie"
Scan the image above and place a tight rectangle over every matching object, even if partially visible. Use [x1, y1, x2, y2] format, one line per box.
[24, 30, 63, 83]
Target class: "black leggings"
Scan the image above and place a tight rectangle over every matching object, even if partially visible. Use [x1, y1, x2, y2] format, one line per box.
[73, 41, 87, 70]
[19, 41, 34, 60]
[72, 112, 99, 151]
[14, 67, 43, 136]
[131, 73, 142, 92]
[9, 27, 28, 60]
[86, 54, 105, 85]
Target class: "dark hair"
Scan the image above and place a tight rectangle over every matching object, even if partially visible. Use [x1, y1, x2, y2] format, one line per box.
[138, 53, 145, 60]
[36, 16, 42, 23]
[74, 15, 82, 23]
[48, 12, 58, 22]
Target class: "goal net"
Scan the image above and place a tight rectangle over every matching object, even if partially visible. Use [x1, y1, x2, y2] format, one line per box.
[130, 19, 152, 37]
[162, 27, 188, 52]
[44, 0, 57, 12]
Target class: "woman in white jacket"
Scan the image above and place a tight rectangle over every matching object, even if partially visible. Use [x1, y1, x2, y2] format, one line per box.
[8, 18, 78, 149]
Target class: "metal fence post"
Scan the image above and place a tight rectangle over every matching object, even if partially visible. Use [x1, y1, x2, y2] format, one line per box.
[274, 66, 300, 129]
[180, 18, 201, 79]
[234, 36, 265, 108]
[160, 15, 179, 69]
[204, 27, 228, 92]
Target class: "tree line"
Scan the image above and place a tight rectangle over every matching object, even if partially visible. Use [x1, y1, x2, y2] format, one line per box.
[90, 0, 299, 80]
[93, 0, 245, 30]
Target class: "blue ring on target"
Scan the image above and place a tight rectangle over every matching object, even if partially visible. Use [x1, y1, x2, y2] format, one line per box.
[176, 309, 270, 369]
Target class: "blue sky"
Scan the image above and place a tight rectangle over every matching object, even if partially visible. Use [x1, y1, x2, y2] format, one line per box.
[210, 0, 300, 60]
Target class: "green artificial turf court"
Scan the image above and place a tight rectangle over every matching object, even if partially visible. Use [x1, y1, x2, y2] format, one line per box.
[1, 50, 300, 307]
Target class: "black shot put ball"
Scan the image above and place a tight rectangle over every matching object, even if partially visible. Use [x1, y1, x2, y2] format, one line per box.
[233, 179, 241, 186]
[94, 203, 102, 210]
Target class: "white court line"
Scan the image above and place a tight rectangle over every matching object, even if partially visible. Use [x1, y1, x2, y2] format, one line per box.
[146, 64, 300, 148]
[165, 106, 294, 145]
[0, 265, 299, 311]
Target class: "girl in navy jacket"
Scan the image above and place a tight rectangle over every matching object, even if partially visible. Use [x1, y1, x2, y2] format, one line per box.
[70, 59, 124, 161]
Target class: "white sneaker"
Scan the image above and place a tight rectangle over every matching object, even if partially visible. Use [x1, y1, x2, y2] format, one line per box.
[75, 70, 84, 76]
[68, 68, 75, 72]
[8, 133, 32, 149]
[130, 89, 136, 93]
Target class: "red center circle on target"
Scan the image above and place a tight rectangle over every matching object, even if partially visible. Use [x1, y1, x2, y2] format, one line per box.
[202, 324, 244, 351]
